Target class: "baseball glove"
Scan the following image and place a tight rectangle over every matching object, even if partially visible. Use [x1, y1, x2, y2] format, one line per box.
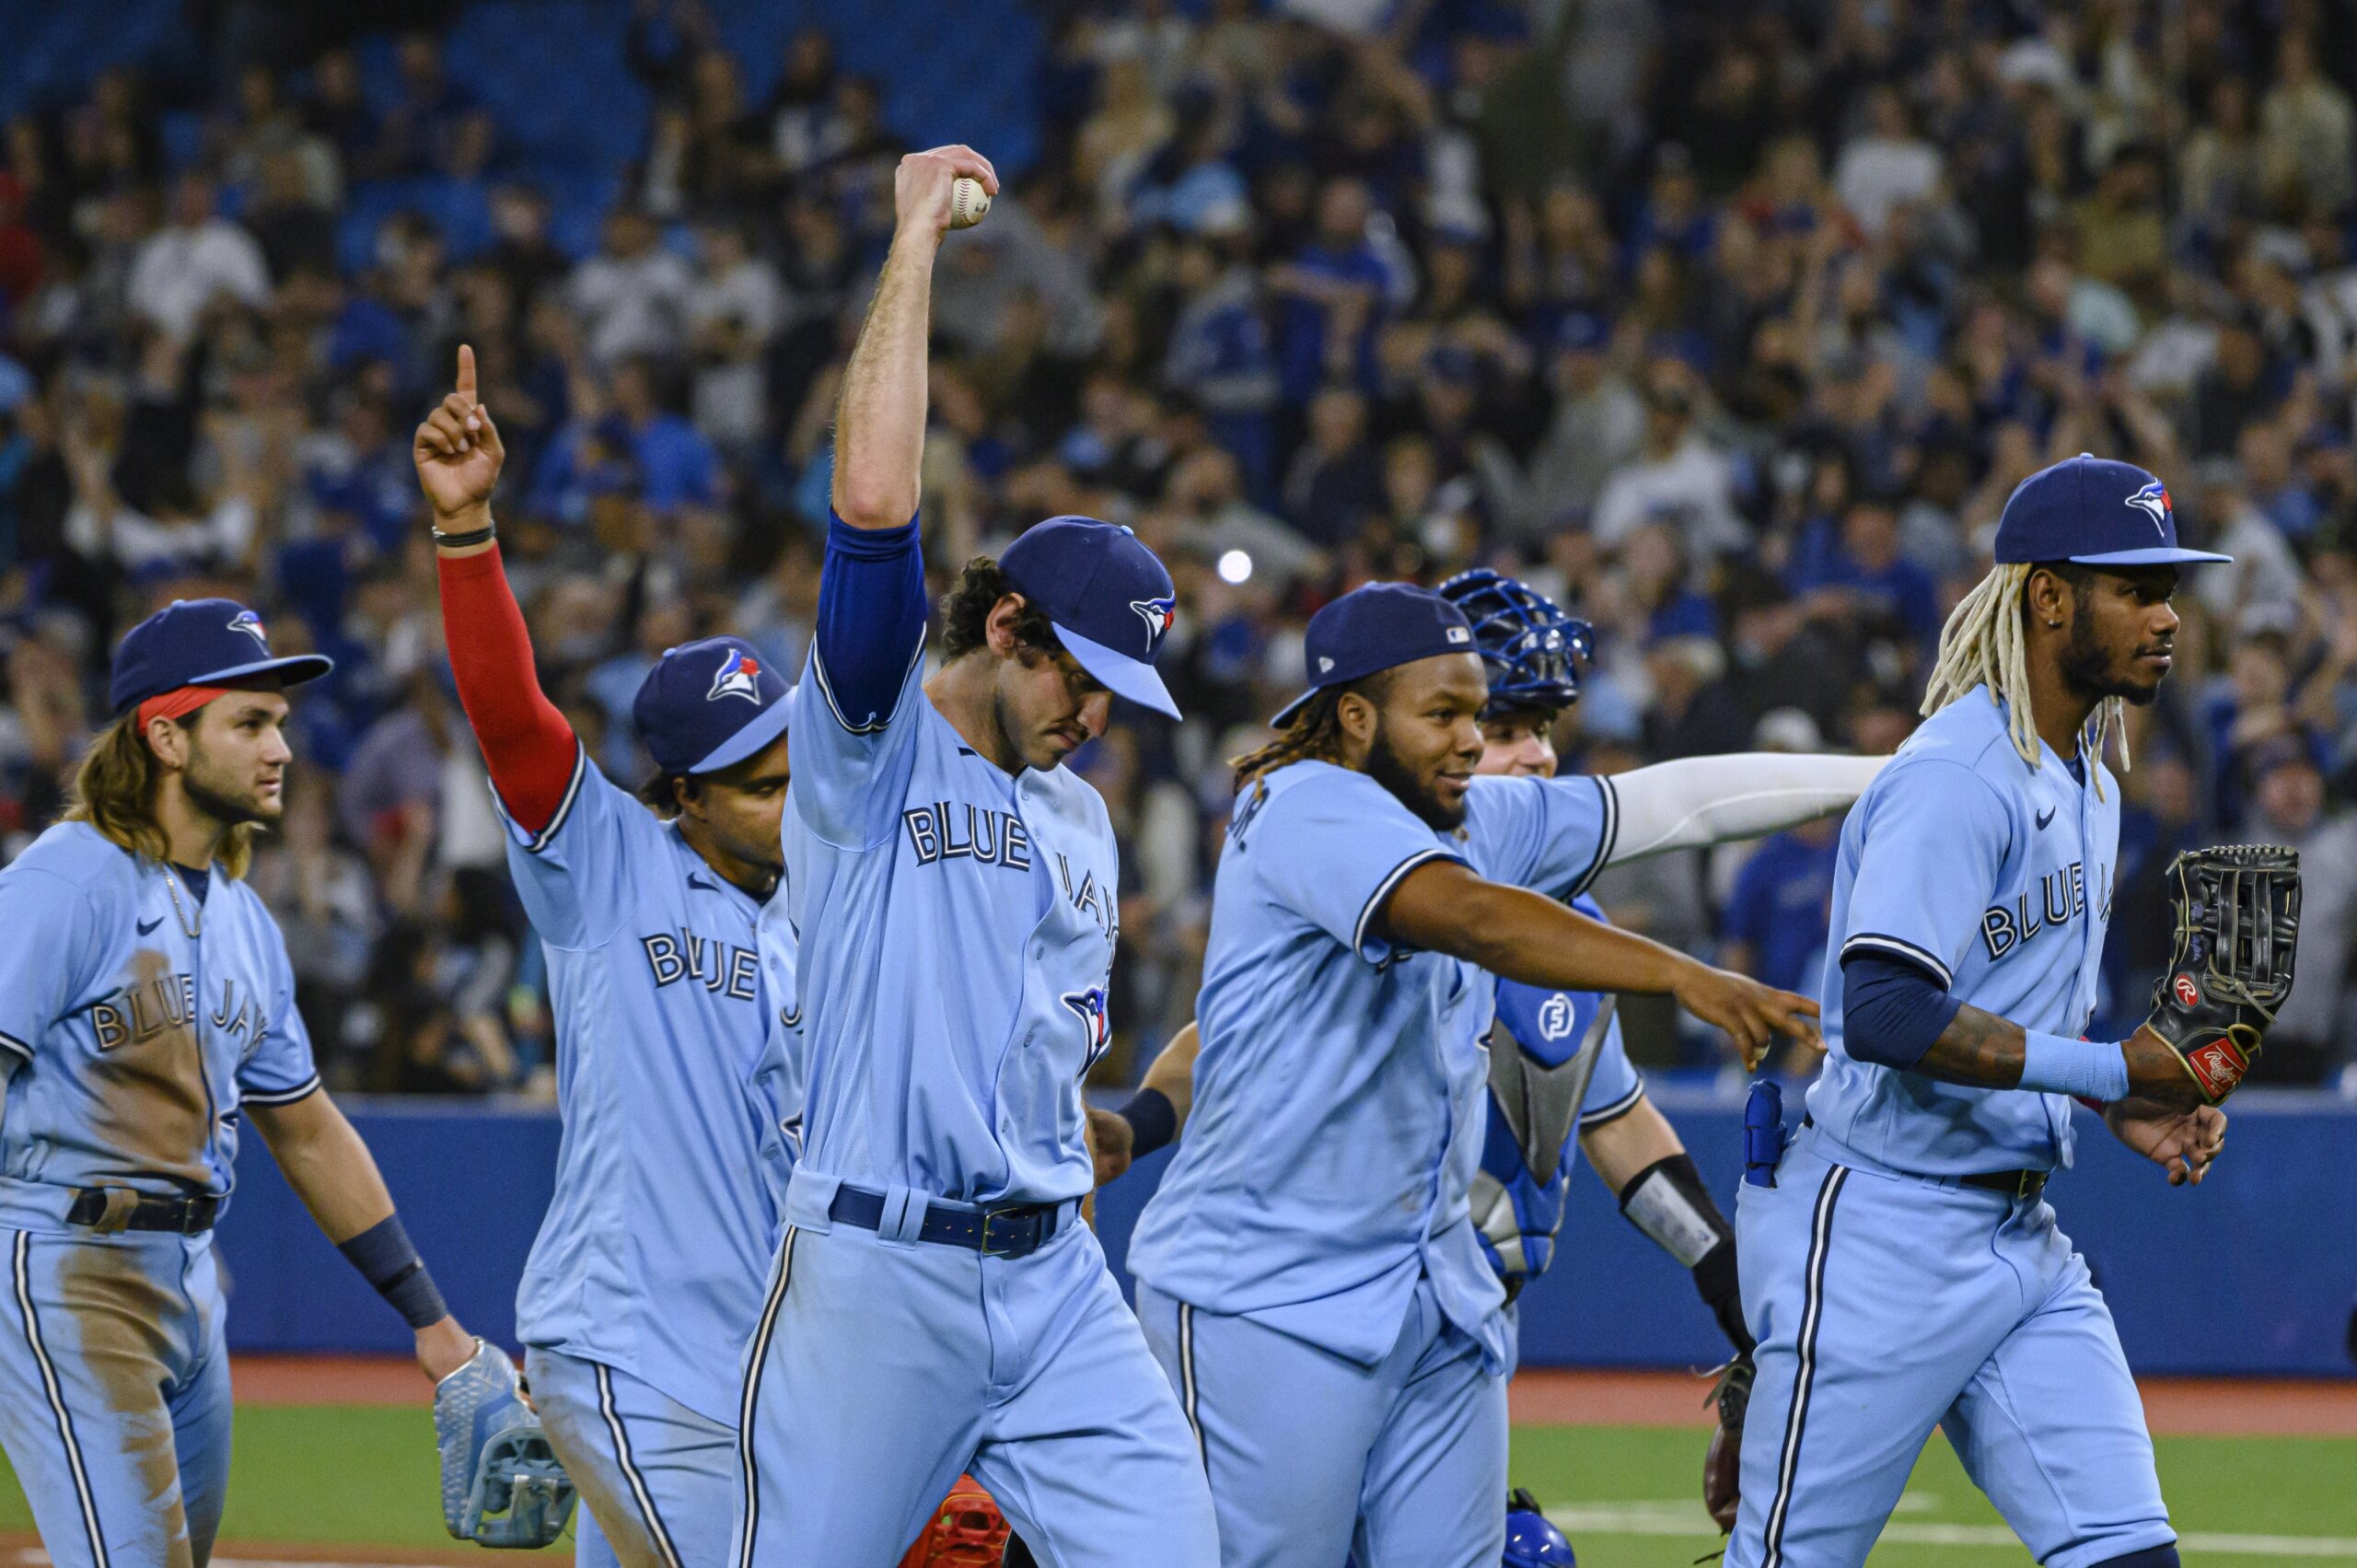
[1702, 1353, 1753, 1533]
[897, 1475, 1010, 1568]
[2143, 845, 2300, 1104]
[432, 1340, 575, 1549]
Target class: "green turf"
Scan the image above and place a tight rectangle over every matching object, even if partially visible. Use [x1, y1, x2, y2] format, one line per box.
[2, 1411, 2352, 1562]
[1512, 1426, 2357, 1564]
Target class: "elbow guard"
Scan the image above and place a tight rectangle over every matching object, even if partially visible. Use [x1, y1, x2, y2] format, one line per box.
[1620, 1153, 1750, 1355]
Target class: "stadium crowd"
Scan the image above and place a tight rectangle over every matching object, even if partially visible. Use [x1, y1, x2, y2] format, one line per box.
[3, 0, 2357, 1094]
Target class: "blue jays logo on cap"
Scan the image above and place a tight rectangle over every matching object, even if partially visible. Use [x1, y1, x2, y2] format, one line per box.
[228, 609, 271, 649]
[1062, 984, 1113, 1071]
[633, 634, 792, 774]
[2126, 479, 2171, 534]
[1131, 595, 1177, 655]
[707, 647, 765, 705]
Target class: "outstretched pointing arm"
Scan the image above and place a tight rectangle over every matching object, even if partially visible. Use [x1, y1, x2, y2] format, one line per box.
[414, 345, 577, 834]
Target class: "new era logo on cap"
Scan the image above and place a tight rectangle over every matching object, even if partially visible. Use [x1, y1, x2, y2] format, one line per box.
[1271, 582, 1480, 726]
[707, 647, 765, 704]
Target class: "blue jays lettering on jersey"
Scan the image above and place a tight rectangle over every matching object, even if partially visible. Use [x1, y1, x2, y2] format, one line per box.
[1809, 684, 2119, 1175]
[1128, 761, 1615, 1374]
[0, 823, 318, 1229]
[503, 749, 782, 1426]
[1471, 894, 1645, 1287]
[782, 520, 1123, 1213]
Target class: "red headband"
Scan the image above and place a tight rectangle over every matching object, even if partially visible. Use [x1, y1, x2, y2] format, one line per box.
[136, 685, 232, 743]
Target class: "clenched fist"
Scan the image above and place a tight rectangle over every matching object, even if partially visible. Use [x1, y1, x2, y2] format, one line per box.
[413, 344, 505, 528]
[891, 145, 999, 243]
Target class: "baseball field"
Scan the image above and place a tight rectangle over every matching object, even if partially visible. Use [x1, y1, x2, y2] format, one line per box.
[1, 1363, 2349, 1566]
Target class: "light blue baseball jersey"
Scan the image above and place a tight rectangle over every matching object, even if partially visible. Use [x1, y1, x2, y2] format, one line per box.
[1127, 761, 1613, 1373]
[505, 749, 786, 1425]
[782, 535, 1120, 1211]
[0, 822, 319, 1229]
[1808, 685, 2119, 1175]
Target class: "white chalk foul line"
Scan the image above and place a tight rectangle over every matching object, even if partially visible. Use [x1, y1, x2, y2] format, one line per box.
[1546, 1503, 2357, 1558]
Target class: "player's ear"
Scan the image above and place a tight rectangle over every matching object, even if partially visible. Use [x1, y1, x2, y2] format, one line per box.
[1336, 689, 1378, 749]
[984, 593, 1027, 657]
[143, 713, 191, 770]
[2025, 566, 2069, 631]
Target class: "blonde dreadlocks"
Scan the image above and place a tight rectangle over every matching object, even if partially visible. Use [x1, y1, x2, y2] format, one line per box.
[1920, 562, 2127, 796]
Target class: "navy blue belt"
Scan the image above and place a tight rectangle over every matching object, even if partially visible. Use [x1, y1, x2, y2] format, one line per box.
[828, 1185, 1072, 1259]
[66, 1186, 219, 1235]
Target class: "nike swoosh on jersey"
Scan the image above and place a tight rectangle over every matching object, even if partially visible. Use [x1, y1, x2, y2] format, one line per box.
[2035, 806, 2056, 830]
[136, 915, 165, 935]
[687, 873, 721, 893]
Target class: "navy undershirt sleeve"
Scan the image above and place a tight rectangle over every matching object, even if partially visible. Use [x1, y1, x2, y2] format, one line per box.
[812, 513, 927, 731]
[1840, 949, 1963, 1070]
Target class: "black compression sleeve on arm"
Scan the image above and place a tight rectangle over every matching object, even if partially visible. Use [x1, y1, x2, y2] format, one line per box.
[1840, 949, 1964, 1070]
[1620, 1153, 1752, 1355]
[337, 1214, 450, 1330]
[1117, 1087, 1178, 1161]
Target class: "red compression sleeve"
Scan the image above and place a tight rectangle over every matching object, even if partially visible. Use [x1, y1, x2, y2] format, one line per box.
[436, 545, 579, 836]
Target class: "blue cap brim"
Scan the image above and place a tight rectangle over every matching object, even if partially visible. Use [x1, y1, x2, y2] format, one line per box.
[172, 653, 335, 703]
[690, 690, 794, 773]
[2067, 547, 2233, 565]
[1058, 624, 1180, 720]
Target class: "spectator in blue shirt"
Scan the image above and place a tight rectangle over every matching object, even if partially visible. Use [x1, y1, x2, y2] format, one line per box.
[1787, 497, 1941, 648]
[1269, 178, 1393, 405]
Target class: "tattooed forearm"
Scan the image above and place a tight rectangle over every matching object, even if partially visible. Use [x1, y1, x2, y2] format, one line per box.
[1915, 1003, 2027, 1089]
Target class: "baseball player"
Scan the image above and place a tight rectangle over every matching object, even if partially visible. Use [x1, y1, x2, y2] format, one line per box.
[414, 349, 800, 1568]
[0, 598, 527, 1567]
[1124, 580, 1875, 1568]
[1724, 456, 2239, 1568]
[731, 145, 1220, 1567]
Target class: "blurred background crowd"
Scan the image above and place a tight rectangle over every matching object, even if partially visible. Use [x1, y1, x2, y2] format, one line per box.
[3, 0, 2357, 1095]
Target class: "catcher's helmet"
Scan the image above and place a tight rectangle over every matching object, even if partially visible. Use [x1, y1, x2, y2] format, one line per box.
[1436, 569, 1593, 718]
[1504, 1488, 1575, 1568]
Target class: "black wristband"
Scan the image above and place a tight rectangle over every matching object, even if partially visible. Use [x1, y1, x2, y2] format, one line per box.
[1117, 1087, 1178, 1161]
[432, 521, 496, 548]
[1693, 1236, 1754, 1356]
[337, 1214, 450, 1330]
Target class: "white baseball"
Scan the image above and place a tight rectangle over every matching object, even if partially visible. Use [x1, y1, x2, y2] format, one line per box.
[949, 176, 992, 230]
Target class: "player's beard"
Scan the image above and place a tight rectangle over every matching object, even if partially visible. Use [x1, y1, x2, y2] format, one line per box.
[1364, 718, 1465, 832]
[180, 737, 279, 828]
[2058, 594, 2164, 706]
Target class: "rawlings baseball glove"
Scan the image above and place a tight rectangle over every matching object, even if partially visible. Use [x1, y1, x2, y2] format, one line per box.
[433, 1341, 575, 1549]
[897, 1475, 1010, 1568]
[1702, 1353, 1752, 1532]
[2142, 845, 2300, 1104]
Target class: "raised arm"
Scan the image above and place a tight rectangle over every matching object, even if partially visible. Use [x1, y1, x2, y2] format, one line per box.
[413, 346, 578, 835]
[831, 145, 997, 529]
[1601, 752, 1885, 865]
[1381, 860, 1817, 1066]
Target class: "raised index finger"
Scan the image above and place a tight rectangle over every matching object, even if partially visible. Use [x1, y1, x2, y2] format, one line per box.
[456, 343, 477, 402]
